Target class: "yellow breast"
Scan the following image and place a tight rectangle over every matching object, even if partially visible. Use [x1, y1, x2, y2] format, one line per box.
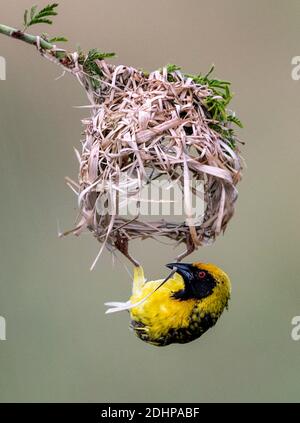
[129, 266, 231, 345]
[130, 274, 196, 340]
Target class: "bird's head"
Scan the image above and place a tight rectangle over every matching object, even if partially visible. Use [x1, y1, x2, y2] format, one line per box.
[166, 262, 231, 301]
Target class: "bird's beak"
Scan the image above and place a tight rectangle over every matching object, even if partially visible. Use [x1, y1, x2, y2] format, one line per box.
[166, 263, 193, 281]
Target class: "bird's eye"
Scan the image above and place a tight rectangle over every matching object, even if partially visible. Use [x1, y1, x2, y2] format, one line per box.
[198, 271, 206, 279]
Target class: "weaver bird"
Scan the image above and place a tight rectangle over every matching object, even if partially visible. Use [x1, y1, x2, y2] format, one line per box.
[105, 262, 231, 346]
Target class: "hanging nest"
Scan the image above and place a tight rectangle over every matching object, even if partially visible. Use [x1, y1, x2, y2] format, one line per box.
[0, 2, 243, 267]
[63, 57, 243, 266]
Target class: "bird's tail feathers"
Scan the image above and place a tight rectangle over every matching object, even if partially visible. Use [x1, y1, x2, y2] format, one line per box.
[105, 293, 153, 314]
[105, 266, 178, 314]
[104, 301, 132, 314]
[132, 266, 146, 294]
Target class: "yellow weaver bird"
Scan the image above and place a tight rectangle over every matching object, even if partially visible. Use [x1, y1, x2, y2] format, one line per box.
[105, 262, 231, 346]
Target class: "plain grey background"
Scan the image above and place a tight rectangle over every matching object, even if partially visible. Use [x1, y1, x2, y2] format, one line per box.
[0, 0, 300, 402]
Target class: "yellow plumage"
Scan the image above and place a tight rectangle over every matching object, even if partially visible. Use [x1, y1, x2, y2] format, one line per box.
[106, 262, 231, 346]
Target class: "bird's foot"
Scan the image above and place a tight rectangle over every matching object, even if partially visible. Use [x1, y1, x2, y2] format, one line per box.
[115, 234, 140, 267]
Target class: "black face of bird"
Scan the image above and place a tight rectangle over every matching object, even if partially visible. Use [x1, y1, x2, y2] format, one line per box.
[166, 263, 216, 301]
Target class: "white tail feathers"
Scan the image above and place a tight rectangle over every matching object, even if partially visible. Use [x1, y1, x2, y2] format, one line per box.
[104, 266, 178, 315]
[104, 301, 132, 314]
[105, 266, 148, 314]
[105, 292, 153, 314]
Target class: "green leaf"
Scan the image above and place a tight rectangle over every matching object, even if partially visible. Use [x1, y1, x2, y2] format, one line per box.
[23, 3, 59, 29]
[203, 64, 215, 79]
[86, 48, 116, 61]
[183, 65, 243, 147]
[28, 18, 53, 26]
[228, 115, 243, 128]
[49, 36, 68, 43]
[37, 3, 59, 16]
[24, 9, 28, 26]
[30, 5, 38, 20]
[165, 64, 181, 73]
[36, 10, 58, 18]
[77, 48, 116, 90]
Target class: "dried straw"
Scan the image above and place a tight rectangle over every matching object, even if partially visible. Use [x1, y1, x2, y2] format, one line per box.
[59, 56, 243, 265]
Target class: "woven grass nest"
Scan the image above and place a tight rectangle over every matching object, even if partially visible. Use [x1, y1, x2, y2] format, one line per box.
[64, 58, 243, 267]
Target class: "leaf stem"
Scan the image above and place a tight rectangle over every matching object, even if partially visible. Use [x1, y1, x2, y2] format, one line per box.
[0, 23, 54, 50]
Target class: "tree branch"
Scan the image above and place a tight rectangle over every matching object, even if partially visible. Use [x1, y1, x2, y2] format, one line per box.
[0, 22, 82, 80]
[0, 23, 54, 50]
[0, 20, 110, 104]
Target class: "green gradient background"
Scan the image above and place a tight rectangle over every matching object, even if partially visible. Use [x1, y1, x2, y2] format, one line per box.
[0, 0, 300, 403]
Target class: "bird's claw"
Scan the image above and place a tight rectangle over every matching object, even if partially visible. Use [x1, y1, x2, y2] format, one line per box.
[115, 234, 140, 267]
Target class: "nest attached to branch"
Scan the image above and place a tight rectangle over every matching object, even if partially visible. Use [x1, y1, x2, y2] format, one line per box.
[64, 58, 243, 266]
